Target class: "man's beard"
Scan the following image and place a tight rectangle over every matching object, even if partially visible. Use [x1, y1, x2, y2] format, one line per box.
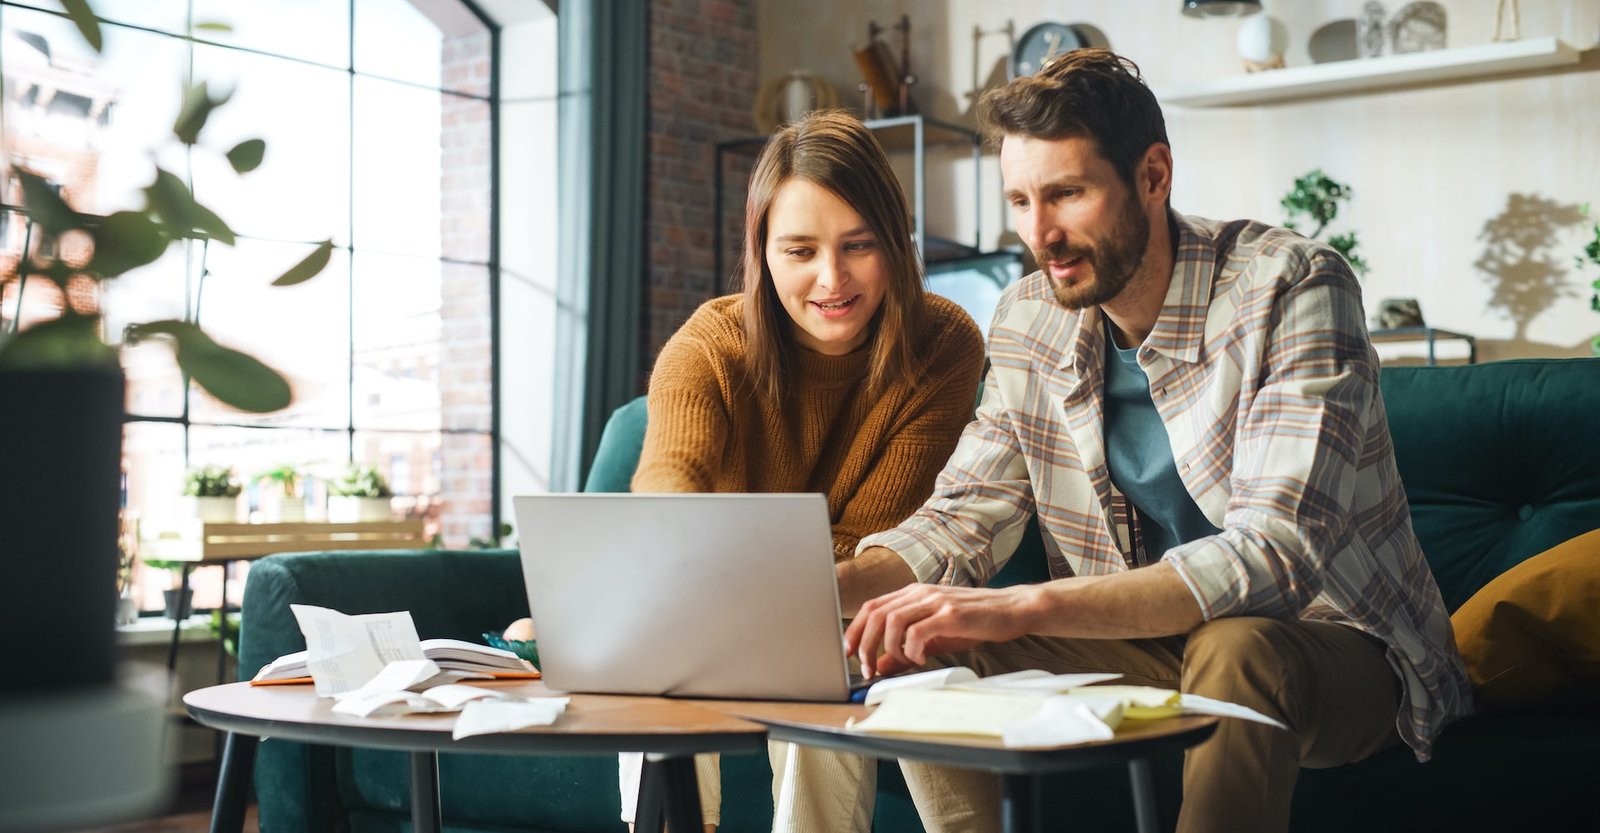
[1036, 197, 1151, 310]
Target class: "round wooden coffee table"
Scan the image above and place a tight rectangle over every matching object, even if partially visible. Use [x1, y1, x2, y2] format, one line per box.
[185, 680, 767, 833]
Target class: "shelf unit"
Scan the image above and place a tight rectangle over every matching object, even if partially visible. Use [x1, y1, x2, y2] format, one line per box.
[713, 115, 983, 294]
[1154, 37, 1580, 107]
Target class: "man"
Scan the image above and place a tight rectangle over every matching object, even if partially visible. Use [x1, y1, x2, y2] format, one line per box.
[834, 49, 1470, 833]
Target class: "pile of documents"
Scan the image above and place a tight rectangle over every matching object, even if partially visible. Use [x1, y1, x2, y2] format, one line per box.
[274, 604, 566, 739]
[848, 668, 1285, 748]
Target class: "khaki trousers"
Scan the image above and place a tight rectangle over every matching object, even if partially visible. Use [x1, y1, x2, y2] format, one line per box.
[903, 617, 1402, 833]
[618, 744, 876, 831]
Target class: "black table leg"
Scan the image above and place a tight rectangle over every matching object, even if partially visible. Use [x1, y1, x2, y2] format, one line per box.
[1000, 772, 1041, 833]
[410, 750, 442, 833]
[636, 753, 701, 833]
[661, 755, 704, 833]
[636, 755, 666, 833]
[1129, 758, 1158, 833]
[166, 563, 194, 672]
[207, 732, 257, 833]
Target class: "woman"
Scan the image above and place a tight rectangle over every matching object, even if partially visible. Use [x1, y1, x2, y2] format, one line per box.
[516, 110, 984, 832]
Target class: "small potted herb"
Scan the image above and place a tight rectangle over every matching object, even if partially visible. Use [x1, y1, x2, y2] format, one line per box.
[253, 463, 305, 523]
[140, 558, 193, 621]
[326, 464, 394, 523]
[183, 465, 241, 523]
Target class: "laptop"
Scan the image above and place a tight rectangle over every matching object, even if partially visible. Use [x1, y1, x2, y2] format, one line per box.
[512, 493, 853, 701]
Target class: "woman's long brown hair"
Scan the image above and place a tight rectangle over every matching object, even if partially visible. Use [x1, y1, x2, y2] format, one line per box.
[740, 110, 927, 406]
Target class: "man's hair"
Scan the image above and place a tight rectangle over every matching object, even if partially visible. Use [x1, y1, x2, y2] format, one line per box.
[978, 48, 1169, 190]
[739, 109, 927, 405]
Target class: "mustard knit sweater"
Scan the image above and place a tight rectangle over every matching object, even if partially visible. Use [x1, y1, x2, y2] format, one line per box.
[633, 294, 985, 561]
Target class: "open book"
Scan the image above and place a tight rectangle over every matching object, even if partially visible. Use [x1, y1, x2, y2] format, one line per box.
[251, 605, 537, 689]
[327, 657, 568, 739]
[252, 638, 538, 686]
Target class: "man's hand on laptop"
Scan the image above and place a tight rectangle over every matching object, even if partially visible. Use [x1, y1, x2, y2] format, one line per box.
[845, 584, 1039, 679]
[836, 546, 918, 617]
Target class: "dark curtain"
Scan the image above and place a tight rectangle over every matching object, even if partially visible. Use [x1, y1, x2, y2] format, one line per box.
[552, 0, 647, 490]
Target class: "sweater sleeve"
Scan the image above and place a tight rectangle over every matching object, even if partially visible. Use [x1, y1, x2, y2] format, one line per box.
[632, 330, 732, 494]
[829, 305, 986, 560]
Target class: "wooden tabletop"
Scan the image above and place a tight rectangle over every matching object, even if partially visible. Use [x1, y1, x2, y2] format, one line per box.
[184, 680, 768, 757]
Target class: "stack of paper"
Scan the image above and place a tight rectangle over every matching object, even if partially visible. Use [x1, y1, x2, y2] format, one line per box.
[848, 668, 1284, 749]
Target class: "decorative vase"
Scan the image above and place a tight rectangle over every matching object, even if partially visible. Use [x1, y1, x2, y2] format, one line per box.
[0, 367, 124, 693]
[1236, 15, 1289, 71]
[327, 496, 393, 523]
[189, 495, 238, 523]
[115, 592, 139, 626]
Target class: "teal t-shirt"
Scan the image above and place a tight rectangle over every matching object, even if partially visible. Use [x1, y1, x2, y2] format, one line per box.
[1101, 318, 1221, 558]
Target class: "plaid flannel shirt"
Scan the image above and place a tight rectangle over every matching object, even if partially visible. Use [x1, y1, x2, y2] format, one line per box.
[860, 213, 1470, 760]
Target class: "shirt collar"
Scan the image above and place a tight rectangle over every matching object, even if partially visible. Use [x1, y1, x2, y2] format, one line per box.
[1057, 210, 1217, 373]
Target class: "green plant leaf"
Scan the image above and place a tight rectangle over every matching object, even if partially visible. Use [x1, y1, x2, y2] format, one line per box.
[272, 239, 333, 286]
[225, 138, 266, 173]
[193, 21, 233, 32]
[144, 168, 235, 244]
[16, 169, 82, 236]
[0, 314, 116, 369]
[130, 320, 292, 412]
[172, 81, 231, 145]
[59, 0, 103, 52]
[89, 211, 169, 277]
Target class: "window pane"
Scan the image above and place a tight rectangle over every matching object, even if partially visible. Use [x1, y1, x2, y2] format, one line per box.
[190, 424, 349, 521]
[105, 241, 193, 417]
[89, 0, 188, 33]
[439, 430, 493, 547]
[352, 76, 440, 258]
[189, 238, 351, 428]
[355, 0, 488, 96]
[123, 420, 183, 613]
[190, 0, 350, 69]
[353, 428, 440, 540]
[355, 428, 493, 547]
[440, 262, 491, 431]
[2, 9, 190, 216]
[353, 251, 440, 430]
[191, 44, 351, 246]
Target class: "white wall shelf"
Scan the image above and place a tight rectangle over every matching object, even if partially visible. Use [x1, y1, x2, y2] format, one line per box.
[1155, 37, 1580, 107]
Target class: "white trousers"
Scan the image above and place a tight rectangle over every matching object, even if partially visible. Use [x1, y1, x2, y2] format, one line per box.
[618, 743, 877, 831]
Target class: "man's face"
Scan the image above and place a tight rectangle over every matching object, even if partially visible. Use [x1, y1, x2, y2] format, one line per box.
[1000, 134, 1151, 309]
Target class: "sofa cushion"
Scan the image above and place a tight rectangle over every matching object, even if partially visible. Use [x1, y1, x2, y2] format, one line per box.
[1451, 528, 1600, 711]
[1379, 359, 1600, 610]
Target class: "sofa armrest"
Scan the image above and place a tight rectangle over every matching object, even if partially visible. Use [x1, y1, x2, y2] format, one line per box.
[238, 549, 528, 682]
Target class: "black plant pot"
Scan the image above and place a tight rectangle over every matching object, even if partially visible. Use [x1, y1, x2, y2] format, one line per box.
[0, 366, 125, 694]
[161, 588, 193, 621]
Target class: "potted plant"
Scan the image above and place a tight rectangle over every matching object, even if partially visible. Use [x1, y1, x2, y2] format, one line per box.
[253, 464, 306, 523]
[183, 465, 242, 523]
[140, 559, 193, 621]
[327, 464, 394, 523]
[0, 3, 330, 694]
[1281, 169, 1370, 278]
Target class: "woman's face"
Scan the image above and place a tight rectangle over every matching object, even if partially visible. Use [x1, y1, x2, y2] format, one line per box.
[763, 178, 889, 356]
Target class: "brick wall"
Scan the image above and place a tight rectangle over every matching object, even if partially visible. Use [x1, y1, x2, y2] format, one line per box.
[438, 31, 494, 546]
[643, 0, 760, 380]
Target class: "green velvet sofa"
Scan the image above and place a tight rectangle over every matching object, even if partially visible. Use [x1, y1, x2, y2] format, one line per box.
[237, 358, 1600, 832]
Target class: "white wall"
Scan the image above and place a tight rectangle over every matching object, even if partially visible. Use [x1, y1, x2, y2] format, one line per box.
[758, 0, 1600, 360]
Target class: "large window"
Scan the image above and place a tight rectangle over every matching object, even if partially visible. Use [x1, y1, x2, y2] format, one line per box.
[0, 0, 497, 614]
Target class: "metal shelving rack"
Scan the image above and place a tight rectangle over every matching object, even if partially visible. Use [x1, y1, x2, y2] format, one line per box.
[713, 115, 984, 294]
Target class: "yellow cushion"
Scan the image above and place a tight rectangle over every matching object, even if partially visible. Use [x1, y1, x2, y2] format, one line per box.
[1450, 528, 1600, 711]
